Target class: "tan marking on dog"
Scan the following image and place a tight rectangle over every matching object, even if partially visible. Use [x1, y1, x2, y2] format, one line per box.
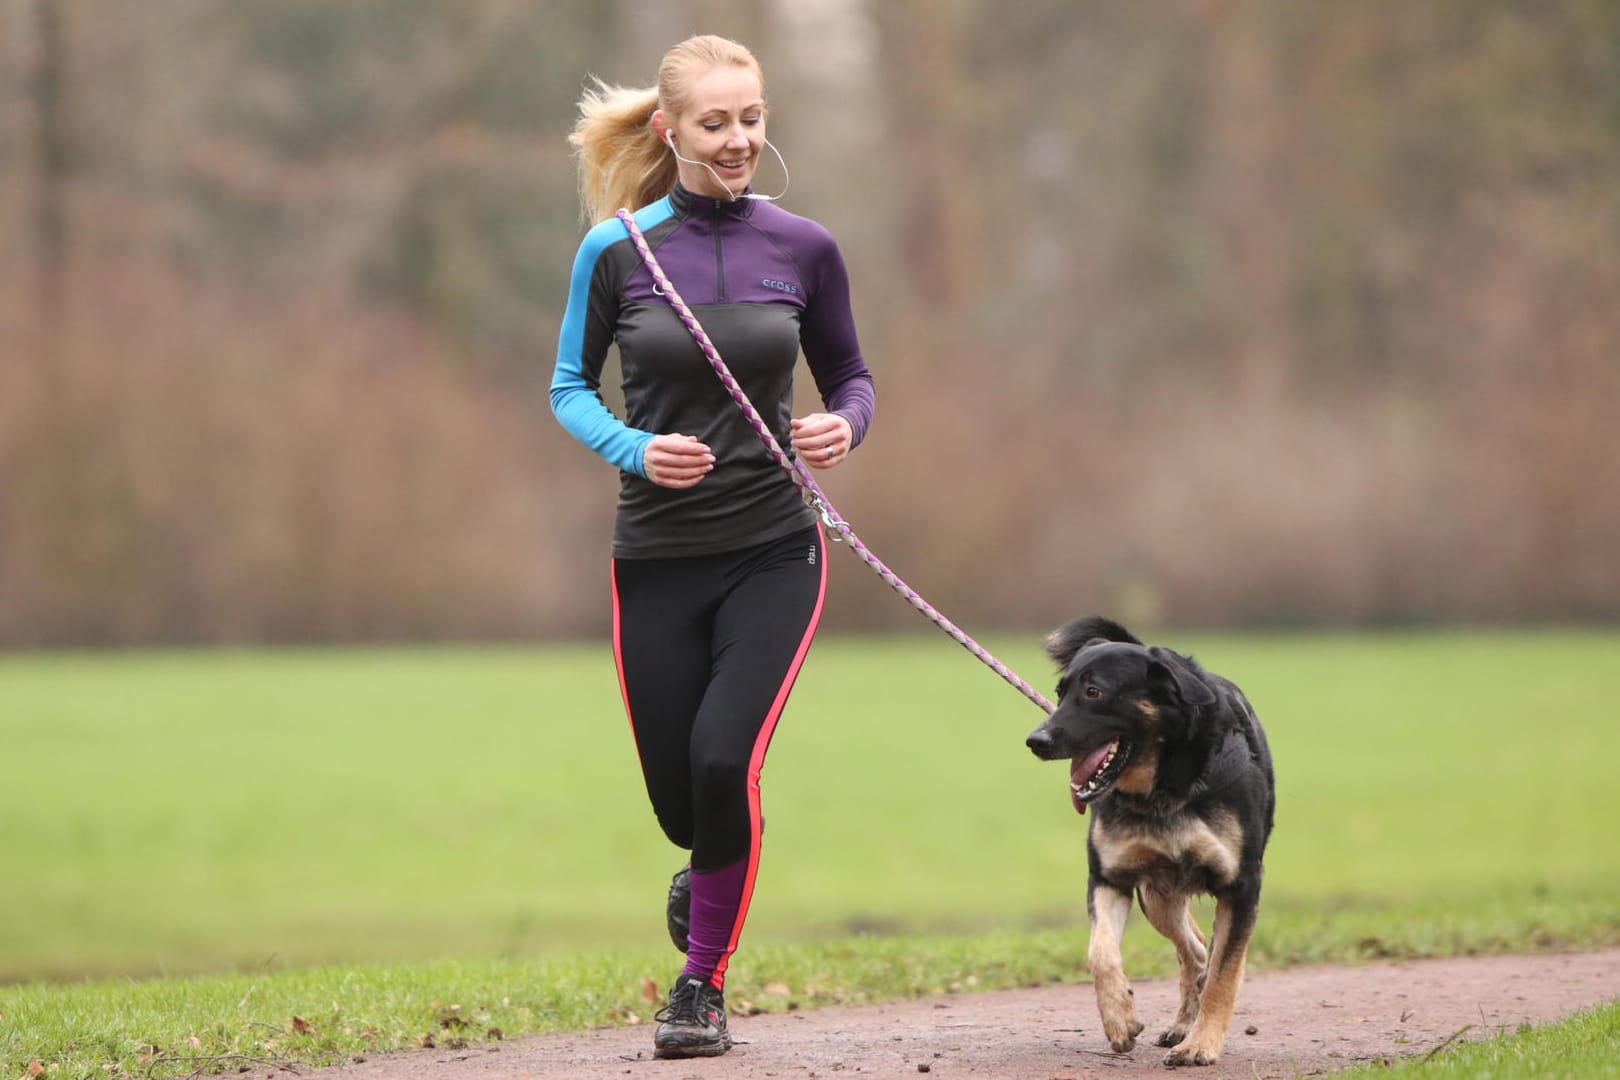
[1164, 893, 1252, 1066]
[1087, 885, 1144, 1053]
[1091, 809, 1244, 887]
[1138, 887, 1208, 1045]
[1112, 737, 1161, 795]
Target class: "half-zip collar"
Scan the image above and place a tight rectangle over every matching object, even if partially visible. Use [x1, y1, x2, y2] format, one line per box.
[668, 184, 755, 303]
[669, 183, 756, 222]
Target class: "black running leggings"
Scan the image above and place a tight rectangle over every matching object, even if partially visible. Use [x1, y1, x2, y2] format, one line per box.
[611, 524, 826, 872]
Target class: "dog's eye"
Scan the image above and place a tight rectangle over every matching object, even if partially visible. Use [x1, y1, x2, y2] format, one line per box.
[1083, 685, 1103, 700]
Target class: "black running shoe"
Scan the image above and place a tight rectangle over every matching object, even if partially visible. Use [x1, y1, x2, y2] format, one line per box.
[653, 973, 731, 1058]
[666, 863, 691, 953]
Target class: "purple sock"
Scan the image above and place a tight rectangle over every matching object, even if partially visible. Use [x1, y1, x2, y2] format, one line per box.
[681, 859, 749, 987]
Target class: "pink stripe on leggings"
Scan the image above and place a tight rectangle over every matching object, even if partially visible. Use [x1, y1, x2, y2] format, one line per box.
[705, 523, 828, 989]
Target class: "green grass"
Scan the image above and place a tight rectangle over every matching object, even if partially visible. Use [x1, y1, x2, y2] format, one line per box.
[3, 629, 1618, 1077]
[1343, 999, 1620, 1079]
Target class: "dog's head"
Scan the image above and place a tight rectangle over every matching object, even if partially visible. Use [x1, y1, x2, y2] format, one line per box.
[1026, 616, 1215, 812]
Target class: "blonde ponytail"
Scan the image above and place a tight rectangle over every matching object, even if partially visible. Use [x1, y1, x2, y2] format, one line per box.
[568, 79, 675, 225]
[569, 35, 765, 225]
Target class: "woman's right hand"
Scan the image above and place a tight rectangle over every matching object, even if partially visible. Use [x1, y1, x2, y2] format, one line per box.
[643, 433, 714, 489]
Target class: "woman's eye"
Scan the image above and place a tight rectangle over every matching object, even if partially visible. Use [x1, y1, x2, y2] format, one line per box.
[703, 123, 722, 132]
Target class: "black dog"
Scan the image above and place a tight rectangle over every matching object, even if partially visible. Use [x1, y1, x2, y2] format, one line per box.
[1026, 616, 1274, 1067]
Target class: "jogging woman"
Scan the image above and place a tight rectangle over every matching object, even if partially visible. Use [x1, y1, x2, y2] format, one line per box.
[551, 34, 875, 1059]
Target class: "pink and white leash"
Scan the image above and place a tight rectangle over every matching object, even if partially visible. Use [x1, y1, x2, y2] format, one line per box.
[616, 208, 1054, 715]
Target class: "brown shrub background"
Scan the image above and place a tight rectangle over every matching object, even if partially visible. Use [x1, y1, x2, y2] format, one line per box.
[2, 1, 1616, 645]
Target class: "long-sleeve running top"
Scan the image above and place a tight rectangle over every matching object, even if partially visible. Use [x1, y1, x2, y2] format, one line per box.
[551, 184, 876, 559]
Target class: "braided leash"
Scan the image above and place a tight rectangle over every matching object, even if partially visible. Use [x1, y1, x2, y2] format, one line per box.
[615, 208, 1054, 715]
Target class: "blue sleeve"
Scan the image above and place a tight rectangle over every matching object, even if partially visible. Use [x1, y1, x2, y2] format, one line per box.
[549, 219, 653, 477]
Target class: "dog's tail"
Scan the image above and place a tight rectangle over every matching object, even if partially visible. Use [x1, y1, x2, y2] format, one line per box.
[1043, 615, 1142, 669]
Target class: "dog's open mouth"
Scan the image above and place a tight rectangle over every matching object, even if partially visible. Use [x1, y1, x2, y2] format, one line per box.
[1070, 738, 1133, 812]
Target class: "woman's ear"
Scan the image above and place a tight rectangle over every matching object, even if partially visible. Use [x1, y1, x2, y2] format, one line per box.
[651, 109, 671, 145]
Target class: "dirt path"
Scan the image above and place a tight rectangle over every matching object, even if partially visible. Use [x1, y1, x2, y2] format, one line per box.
[317, 949, 1620, 1080]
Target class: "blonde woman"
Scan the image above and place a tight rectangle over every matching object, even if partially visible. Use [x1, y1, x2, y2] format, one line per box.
[551, 35, 875, 1058]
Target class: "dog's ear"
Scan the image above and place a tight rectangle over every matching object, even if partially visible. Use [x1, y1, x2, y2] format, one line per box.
[1148, 646, 1216, 707]
[1044, 616, 1142, 669]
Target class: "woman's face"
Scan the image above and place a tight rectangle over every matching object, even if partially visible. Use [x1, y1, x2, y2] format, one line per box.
[666, 65, 766, 200]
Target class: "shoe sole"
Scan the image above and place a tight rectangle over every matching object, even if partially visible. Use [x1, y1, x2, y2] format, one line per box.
[653, 1038, 731, 1059]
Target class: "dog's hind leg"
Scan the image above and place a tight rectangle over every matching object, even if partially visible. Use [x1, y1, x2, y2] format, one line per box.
[1162, 885, 1258, 1067]
[1137, 887, 1208, 1048]
[1087, 883, 1145, 1053]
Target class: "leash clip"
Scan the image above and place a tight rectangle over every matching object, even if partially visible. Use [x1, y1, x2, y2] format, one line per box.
[808, 493, 847, 542]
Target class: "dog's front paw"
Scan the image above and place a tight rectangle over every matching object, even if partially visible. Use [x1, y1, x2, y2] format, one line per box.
[1162, 1039, 1220, 1067]
[1104, 1017, 1145, 1054]
[1155, 1024, 1191, 1048]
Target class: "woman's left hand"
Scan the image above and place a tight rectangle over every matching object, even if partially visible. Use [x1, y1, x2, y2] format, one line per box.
[790, 413, 853, 470]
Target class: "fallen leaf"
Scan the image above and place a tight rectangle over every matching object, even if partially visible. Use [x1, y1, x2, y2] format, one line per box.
[291, 1016, 312, 1034]
[640, 977, 660, 1004]
[485, 1027, 504, 1041]
[417, 1034, 436, 1049]
[26, 1060, 45, 1078]
[188, 1036, 203, 1049]
[764, 982, 791, 997]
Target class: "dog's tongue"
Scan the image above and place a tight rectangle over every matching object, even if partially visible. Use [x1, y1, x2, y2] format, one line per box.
[1069, 783, 1087, 814]
[1069, 742, 1115, 815]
